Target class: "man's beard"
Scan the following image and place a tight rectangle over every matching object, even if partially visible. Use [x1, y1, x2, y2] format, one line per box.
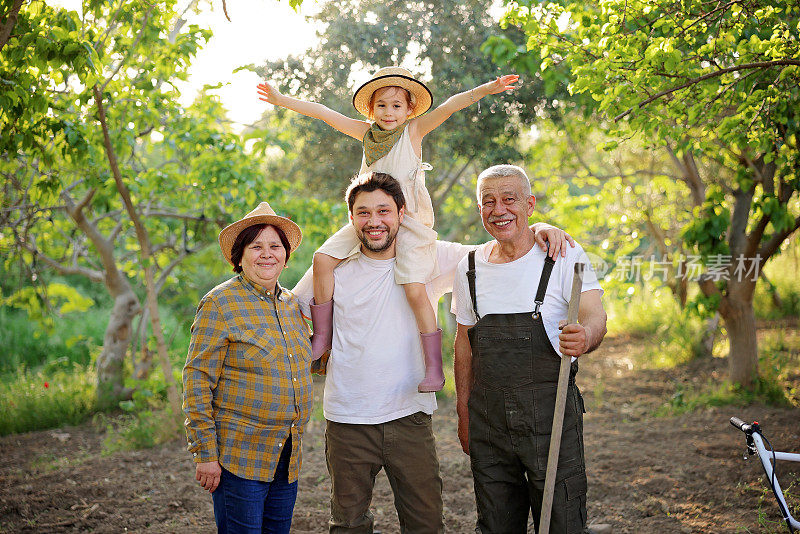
[357, 225, 398, 253]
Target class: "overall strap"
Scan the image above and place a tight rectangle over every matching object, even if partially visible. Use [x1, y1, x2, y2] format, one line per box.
[466, 250, 480, 321]
[532, 254, 556, 319]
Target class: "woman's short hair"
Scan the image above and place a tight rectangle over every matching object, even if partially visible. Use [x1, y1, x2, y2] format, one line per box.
[230, 223, 291, 273]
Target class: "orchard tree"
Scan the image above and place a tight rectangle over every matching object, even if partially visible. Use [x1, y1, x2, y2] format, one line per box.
[1, 0, 260, 408]
[494, 0, 800, 387]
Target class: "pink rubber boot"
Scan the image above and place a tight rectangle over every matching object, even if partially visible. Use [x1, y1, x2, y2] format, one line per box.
[309, 299, 333, 360]
[418, 328, 445, 392]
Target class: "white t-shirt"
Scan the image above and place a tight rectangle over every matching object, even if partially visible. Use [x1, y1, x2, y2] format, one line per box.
[452, 241, 603, 355]
[293, 240, 473, 424]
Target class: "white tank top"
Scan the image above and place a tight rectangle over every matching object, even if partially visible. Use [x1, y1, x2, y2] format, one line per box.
[360, 126, 434, 228]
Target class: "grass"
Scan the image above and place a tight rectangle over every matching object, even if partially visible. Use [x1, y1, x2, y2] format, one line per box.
[99, 361, 187, 453]
[754, 244, 800, 320]
[607, 287, 714, 369]
[0, 358, 97, 435]
[0, 307, 106, 373]
[0, 298, 194, 438]
[656, 329, 800, 416]
[737, 473, 800, 533]
[99, 405, 183, 453]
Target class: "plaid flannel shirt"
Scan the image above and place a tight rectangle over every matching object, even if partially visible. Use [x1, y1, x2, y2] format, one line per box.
[182, 275, 313, 483]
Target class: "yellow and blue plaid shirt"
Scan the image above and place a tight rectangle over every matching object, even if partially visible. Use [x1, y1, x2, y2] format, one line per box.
[182, 275, 313, 483]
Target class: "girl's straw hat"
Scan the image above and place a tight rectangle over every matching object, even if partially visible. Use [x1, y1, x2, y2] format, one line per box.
[352, 66, 433, 119]
[218, 201, 302, 266]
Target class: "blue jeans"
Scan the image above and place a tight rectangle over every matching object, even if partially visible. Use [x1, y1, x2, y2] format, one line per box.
[212, 436, 297, 534]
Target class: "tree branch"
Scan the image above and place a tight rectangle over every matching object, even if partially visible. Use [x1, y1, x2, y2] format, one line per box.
[0, 0, 25, 54]
[665, 142, 705, 206]
[697, 275, 729, 317]
[758, 215, 800, 261]
[615, 60, 800, 121]
[99, 6, 153, 93]
[60, 189, 130, 296]
[18, 241, 104, 283]
[432, 157, 473, 209]
[154, 243, 211, 294]
[142, 209, 217, 223]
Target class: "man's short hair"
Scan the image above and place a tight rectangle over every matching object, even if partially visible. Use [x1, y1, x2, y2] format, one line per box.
[476, 164, 532, 199]
[345, 172, 406, 213]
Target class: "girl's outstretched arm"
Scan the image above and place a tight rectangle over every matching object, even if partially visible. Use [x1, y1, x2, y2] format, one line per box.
[410, 75, 519, 140]
[257, 81, 370, 141]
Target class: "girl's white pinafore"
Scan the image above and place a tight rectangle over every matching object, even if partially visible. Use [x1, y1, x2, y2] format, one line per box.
[316, 125, 439, 284]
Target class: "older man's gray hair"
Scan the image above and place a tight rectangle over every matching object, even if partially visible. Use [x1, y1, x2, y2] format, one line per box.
[476, 164, 532, 199]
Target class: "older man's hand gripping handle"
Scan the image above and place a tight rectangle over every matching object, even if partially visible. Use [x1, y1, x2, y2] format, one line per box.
[539, 263, 584, 534]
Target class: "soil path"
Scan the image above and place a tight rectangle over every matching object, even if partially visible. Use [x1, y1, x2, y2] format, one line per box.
[1, 334, 798, 533]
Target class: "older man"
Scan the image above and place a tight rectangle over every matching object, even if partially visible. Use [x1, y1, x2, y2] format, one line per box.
[294, 171, 573, 533]
[452, 164, 608, 533]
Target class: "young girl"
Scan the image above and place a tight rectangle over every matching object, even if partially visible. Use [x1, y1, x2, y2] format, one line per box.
[257, 66, 518, 392]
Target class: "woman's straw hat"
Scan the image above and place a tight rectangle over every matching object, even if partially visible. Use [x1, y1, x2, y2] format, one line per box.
[218, 201, 302, 266]
[352, 66, 432, 119]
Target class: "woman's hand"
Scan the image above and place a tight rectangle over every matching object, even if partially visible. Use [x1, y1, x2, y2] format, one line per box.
[485, 74, 519, 95]
[196, 461, 222, 492]
[256, 81, 284, 106]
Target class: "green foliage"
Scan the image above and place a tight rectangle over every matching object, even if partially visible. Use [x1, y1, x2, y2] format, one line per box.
[521, 120, 700, 316]
[497, 0, 800, 264]
[607, 286, 711, 367]
[0, 306, 105, 373]
[658, 376, 790, 417]
[1, 282, 94, 330]
[495, 0, 800, 386]
[101, 404, 183, 453]
[438, 326, 456, 401]
[753, 239, 800, 319]
[0, 359, 96, 435]
[101, 373, 183, 452]
[2, 0, 348, 405]
[656, 328, 799, 415]
[758, 329, 800, 406]
[748, 474, 800, 534]
[606, 285, 676, 332]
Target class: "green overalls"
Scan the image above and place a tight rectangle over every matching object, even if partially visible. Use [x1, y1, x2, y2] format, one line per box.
[465, 250, 588, 534]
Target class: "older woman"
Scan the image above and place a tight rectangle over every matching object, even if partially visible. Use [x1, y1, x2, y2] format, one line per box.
[182, 201, 312, 533]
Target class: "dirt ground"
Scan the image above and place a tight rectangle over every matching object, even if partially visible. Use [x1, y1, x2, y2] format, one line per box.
[1, 333, 799, 533]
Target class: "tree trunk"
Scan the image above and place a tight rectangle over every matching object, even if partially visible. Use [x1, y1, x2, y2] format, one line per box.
[699, 312, 719, 357]
[97, 290, 140, 408]
[719, 282, 759, 388]
[94, 85, 181, 416]
[144, 263, 182, 414]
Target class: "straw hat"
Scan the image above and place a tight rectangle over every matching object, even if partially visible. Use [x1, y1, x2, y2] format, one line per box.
[352, 67, 433, 119]
[218, 202, 302, 266]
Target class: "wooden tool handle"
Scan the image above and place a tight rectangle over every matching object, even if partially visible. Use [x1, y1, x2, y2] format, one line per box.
[539, 263, 584, 534]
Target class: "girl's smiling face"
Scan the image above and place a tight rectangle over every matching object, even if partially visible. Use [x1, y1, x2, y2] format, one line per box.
[370, 87, 414, 130]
